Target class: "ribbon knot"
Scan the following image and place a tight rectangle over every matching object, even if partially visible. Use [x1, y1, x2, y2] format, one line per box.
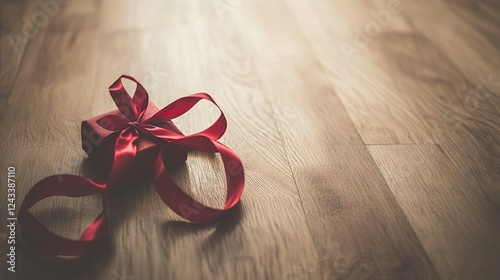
[18, 75, 245, 257]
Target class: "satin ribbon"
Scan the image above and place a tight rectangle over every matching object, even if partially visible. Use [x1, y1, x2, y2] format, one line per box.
[18, 75, 244, 257]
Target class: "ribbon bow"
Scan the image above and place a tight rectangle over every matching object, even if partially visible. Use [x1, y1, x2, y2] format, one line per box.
[19, 75, 245, 257]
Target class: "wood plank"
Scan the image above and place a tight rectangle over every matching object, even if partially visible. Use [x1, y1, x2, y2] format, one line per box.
[367, 31, 500, 222]
[283, 0, 434, 145]
[234, 0, 440, 279]
[285, 4, 500, 275]
[404, 0, 500, 113]
[369, 144, 500, 279]
[0, 0, 96, 122]
[0, 0, 38, 122]
[354, 5, 500, 278]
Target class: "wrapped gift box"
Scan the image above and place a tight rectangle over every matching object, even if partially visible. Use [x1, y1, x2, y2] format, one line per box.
[81, 101, 188, 179]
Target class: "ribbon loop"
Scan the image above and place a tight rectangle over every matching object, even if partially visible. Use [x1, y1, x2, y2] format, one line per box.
[108, 75, 150, 122]
[145, 93, 227, 140]
[154, 137, 244, 223]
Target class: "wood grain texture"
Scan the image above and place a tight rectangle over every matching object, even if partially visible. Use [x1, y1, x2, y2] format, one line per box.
[359, 2, 500, 224]
[0, 10, 100, 280]
[1, 0, 499, 279]
[367, 31, 500, 213]
[283, 0, 434, 145]
[369, 144, 500, 280]
[238, 1, 438, 279]
[403, 0, 500, 113]
[84, 2, 319, 278]
[0, 0, 38, 122]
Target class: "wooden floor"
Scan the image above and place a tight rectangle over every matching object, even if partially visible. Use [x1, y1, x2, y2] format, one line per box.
[1, 0, 499, 279]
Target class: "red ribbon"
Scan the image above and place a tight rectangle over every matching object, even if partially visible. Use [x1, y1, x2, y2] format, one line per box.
[18, 75, 245, 257]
